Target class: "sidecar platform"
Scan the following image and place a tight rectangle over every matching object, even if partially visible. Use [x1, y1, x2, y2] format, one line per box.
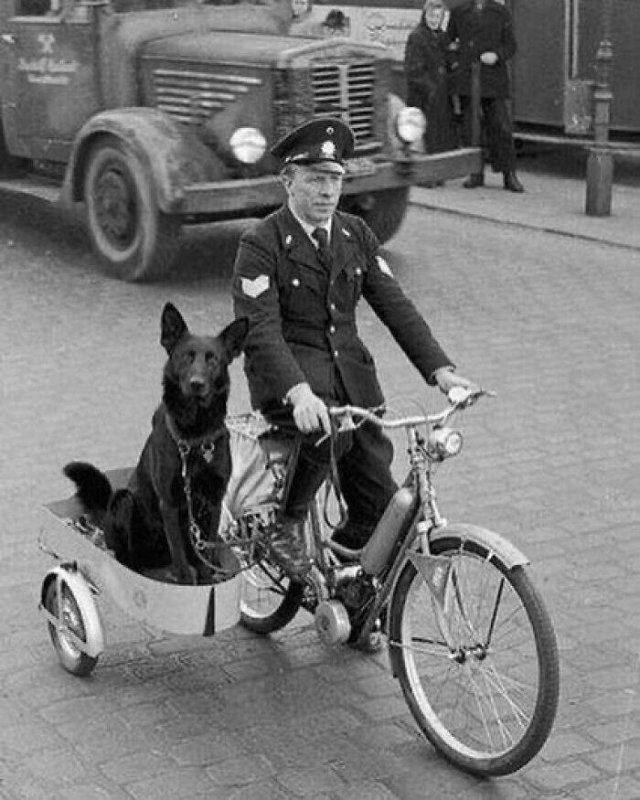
[39, 469, 243, 638]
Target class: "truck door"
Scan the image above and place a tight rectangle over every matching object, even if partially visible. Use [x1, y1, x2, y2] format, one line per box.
[2, 1, 101, 162]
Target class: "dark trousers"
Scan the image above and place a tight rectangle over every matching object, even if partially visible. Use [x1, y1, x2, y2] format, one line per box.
[282, 420, 397, 547]
[460, 95, 516, 174]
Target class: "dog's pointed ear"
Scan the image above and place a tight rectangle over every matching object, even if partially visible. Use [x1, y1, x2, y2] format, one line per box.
[220, 317, 249, 361]
[161, 303, 189, 354]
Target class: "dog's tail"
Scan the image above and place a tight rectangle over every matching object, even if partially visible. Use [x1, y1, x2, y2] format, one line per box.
[63, 461, 113, 512]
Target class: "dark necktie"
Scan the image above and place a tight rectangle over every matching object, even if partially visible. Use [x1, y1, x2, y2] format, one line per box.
[312, 227, 332, 270]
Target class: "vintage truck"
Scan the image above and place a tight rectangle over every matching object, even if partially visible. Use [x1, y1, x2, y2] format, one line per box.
[0, 0, 480, 280]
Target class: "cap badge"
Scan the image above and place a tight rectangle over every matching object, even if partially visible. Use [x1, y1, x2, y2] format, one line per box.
[321, 140, 336, 158]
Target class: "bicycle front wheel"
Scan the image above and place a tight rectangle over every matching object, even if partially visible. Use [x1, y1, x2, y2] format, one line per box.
[388, 536, 559, 776]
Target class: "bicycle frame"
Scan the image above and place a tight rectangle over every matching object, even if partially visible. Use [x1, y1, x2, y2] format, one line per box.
[313, 390, 528, 648]
[239, 389, 558, 777]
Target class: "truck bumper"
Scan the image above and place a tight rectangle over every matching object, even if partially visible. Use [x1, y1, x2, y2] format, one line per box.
[180, 147, 482, 217]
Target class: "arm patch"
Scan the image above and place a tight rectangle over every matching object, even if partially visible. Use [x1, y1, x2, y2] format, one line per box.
[240, 275, 269, 298]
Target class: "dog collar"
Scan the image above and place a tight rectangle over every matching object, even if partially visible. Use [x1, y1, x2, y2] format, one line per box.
[164, 412, 226, 464]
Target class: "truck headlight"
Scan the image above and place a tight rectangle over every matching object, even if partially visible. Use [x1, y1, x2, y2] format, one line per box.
[230, 127, 266, 164]
[395, 107, 426, 145]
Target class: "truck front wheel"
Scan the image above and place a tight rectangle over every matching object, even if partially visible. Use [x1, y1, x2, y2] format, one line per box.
[341, 187, 410, 244]
[83, 139, 181, 281]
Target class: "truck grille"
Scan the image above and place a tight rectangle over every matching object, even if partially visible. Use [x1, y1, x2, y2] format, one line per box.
[150, 68, 261, 126]
[310, 61, 378, 149]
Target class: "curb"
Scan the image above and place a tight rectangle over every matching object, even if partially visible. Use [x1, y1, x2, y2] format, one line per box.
[408, 195, 640, 252]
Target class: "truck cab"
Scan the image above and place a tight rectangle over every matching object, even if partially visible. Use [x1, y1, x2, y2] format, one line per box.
[0, 0, 481, 280]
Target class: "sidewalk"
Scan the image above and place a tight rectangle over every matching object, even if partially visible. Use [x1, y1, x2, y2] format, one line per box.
[410, 169, 640, 251]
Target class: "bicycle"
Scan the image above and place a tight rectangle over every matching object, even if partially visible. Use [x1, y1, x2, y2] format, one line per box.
[237, 386, 560, 777]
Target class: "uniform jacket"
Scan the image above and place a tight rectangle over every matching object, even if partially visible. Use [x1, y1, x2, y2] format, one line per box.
[448, 0, 516, 98]
[232, 206, 453, 412]
[404, 16, 458, 153]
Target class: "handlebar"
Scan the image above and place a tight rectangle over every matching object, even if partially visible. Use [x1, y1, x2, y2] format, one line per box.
[328, 386, 494, 431]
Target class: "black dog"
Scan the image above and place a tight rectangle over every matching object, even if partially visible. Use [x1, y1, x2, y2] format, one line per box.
[64, 303, 248, 584]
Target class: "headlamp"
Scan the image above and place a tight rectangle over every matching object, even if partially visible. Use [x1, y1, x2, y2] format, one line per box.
[395, 107, 427, 144]
[428, 427, 463, 460]
[229, 127, 267, 164]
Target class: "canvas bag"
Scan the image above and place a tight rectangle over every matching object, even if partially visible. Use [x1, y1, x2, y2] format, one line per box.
[219, 413, 293, 537]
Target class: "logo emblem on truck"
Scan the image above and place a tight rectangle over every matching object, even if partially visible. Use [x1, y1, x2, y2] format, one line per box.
[38, 33, 55, 54]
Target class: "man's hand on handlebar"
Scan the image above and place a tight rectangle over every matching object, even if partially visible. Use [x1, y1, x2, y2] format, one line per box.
[286, 382, 332, 435]
[433, 366, 479, 397]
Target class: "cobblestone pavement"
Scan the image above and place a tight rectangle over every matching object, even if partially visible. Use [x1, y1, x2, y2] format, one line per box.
[0, 180, 639, 800]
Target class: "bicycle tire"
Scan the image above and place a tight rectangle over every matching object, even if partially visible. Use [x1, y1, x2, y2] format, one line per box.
[388, 536, 559, 776]
[240, 560, 304, 634]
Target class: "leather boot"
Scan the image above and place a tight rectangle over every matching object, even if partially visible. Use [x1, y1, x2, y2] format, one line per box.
[463, 172, 484, 189]
[266, 519, 310, 579]
[503, 172, 524, 192]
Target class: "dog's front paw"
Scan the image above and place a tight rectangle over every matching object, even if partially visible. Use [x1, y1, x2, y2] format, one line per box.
[173, 563, 198, 585]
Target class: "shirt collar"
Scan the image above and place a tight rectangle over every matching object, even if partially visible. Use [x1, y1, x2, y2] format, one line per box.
[287, 204, 333, 246]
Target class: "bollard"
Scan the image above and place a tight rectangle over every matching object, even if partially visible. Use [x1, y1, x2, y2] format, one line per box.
[585, 146, 613, 216]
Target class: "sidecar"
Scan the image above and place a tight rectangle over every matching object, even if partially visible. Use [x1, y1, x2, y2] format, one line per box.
[38, 468, 243, 677]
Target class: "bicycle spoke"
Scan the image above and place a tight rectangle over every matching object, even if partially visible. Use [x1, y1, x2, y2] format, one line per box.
[480, 669, 518, 748]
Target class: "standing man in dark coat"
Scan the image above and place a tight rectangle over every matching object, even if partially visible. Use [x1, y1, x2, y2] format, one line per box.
[232, 117, 476, 577]
[405, 0, 458, 160]
[448, 0, 524, 192]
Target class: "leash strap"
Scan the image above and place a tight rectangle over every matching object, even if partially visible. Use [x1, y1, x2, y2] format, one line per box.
[166, 415, 229, 575]
[322, 422, 349, 529]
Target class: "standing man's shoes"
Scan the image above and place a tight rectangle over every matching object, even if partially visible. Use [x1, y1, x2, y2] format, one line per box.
[463, 173, 484, 189]
[503, 173, 524, 192]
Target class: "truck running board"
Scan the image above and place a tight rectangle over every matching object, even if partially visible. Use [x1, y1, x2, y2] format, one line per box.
[0, 175, 61, 205]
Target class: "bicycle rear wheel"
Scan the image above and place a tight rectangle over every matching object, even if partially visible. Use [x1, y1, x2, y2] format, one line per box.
[240, 559, 303, 634]
[388, 536, 559, 776]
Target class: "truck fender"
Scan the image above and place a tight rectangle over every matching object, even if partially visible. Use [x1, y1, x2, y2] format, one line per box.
[61, 107, 224, 213]
[429, 522, 530, 569]
[40, 565, 104, 658]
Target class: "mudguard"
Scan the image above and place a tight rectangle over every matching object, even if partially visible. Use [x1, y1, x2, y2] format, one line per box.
[61, 107, 224, 213]
[40, 565, 104, 658]
[430, 522, 529, 569]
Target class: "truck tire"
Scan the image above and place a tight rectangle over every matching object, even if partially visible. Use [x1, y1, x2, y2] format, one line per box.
[83, 138, 181, 281]
[342, 187, 409, 244]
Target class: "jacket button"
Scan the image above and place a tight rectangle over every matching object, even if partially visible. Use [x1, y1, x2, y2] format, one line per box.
[329, 325, 336, 334]
[333, 350, 339, 358]
[292, 278, 300, 287]
[329, 302, 336, 311]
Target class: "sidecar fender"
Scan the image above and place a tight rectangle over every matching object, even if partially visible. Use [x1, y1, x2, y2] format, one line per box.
[430, 522, 529, 569]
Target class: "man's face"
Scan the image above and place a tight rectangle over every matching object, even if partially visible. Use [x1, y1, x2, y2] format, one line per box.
[283, 163, 344, 226]
[425, 3, 444, 29]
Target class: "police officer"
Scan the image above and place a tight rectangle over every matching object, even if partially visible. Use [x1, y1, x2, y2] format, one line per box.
[232, 117, 476, 576]
[448, 0, 524, 192]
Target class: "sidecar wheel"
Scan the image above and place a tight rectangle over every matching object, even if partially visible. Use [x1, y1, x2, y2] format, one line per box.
[43, 579, 100, 677]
